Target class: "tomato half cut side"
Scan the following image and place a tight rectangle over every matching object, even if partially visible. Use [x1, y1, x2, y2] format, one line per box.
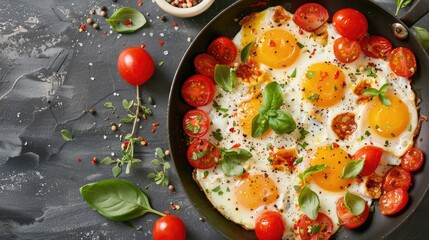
[152, 215, 186, 240]
[293, 3, 329, 32]
[336, 197, 369, 229]
[333, 37, 361, 63]
[296, 213, 333, 240]
[383, 166, 412, 192]
[194, 53, 218, 79]
[186, 139, 220, 169]
[352, 146, 383, 176]
[359, 35, 392, 59]
[255, 211, 285, 240]
[182, 109, 210, 138]
[389, 47, 417, 78]
[333, 8, 368, 40]
[207, 36, 238, 65]
[401, 147, 424, 172]
[379, 188, 409, 215]
[181, 74, 215, 107]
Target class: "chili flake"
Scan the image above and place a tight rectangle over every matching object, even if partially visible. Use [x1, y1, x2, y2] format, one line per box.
[77, 157, 82, 163]
[140, 42, 146, 48]
[421, 114, 428, 121]
[158, 40, 165, 46]
[152, 123, 160, 133]
[137, 0, 143, 6]
[79, 24, 86, 32]
[124, 19, 133, 26]
[172, 21, 178, 27]
[91, 157, 97, 165]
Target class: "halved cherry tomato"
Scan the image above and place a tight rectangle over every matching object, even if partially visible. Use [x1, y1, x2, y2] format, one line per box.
[379, 188, 409, 215]
[186, 139, 220, 169]
[207, 37, 237, 65]
[383, 166, 411, 192]
[333, 37, 361, 63]
[401, 147, 424, 172]
[181, 74, 215, 107]
[359, 35, 392, 59]
[336, 197, 369, 229]
[296, 213, 333, 240]
[182, 109, 210, 138]
[152, 215, 186, 240]
[194, 53, 218, 79]
[333, 8, 368, 40]
[352, 146, 383, 176]
[389, 47, 417, 78]
[255, 211, 285, 240]
[117, 47, 155, 86]
[293, 3, 329, 32]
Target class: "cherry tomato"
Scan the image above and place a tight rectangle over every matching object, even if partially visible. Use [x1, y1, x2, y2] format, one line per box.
[383, 166, 411, 192]
[207, 36, 237, 65]
[352, 146, 383, 176]
[182, 109, 210, 138]
[181, 74, 215, 107]
[333, 8, 368, 40]
[379, 188, 409, 215]
[296, 213, 333, 240]
[336, 197, 369, 229]
[401, 147, 424, 172]
[152, 215, 186, 240]
[389, 47, 417, 78]
[255, 211, 285, 240]
[194, 53, 218, 79]
[293, 3, 329, 32]
[187, 139, 220, 169]
[359, 35, 392, 59]
[117, 47, 155, 86]
[333, 37, 361, 63]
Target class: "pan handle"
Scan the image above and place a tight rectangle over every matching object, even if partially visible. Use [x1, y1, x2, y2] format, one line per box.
[400, 0, 429, 27]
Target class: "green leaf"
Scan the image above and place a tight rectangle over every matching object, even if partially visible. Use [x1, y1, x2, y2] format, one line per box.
[299, 164, 329, 183]
[80, 179, 162, 221]
[297, 42, 305, 49]
[268, 110, 296, 134]
[101, 157, 115, 165]
[362, 88, 379, 96]
[344, 190, 366, 215]
[262, 82, 283, 111]
[379, 93, 392, 106]
[413, 26, 429, 49]
[290, 68, 297, 78]
[298, 186, 320, 220]
[147, 172, 156, 179]
[219, 148, 252, 176]
[112, 165, 122, 177]
[341, 159, 364, 179]
[120, 117, 134, 123]
[395, 0, 413, 16]
[307, 94, 319, 102]
[214, 64, 237, 92]
[147, 96, 154, 105]
[122, 99, 129, 109]
[60, 129, 73, 141]
[151, 159, 161, 166]
[251, 113, 269, 137]
[311, 224, 321, 234]
[125, 161, 132, 174]
[163, 162, 171, 169]
[241, 41, 254, 62]
[306, 71, 316, 79]
[104, 102, 116, 110]
[299, 129, 309, 139]
[106, 7, 147, 33]
[156, 148, 165, 159]
[212, 130, 223, 141]
[379, 83, 390, 93]
[124, 133, 133, 140]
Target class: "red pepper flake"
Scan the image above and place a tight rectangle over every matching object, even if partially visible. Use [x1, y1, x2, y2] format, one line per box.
[172, 21, 178, 27]
[158, 40, 164, 46]
[330, 142, 339, 149]
[121, 141, 129, 150]
[421, 114, 428, 121]
[356, 176, 363, 184]
[79, 24, 86, 32]
[124, 19, 133, 26]
[334, 70, 340, 79]
[170, 203, 176, 210]
[311, 49, 316, 56]
[140, 42, 146, 48]
[251, 1, 268, 7]
[91, 157, 97, 165]
[299, 29, 304, 35]
[137, 0, 143, 6]
[77, 157, 82, 163]
[152, 123, 160, 133]
[269, 39, 276, 47]
[163, 211, 170, 215]
[231, 143, 241, 148]
[229, 127, 235, 133]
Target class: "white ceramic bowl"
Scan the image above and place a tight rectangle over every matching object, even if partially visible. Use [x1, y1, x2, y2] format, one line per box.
[155, 0, 215, 18]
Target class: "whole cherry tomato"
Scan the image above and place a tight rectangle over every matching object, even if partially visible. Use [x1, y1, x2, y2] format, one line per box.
[255, 211, 285, 240]
[118, 47, 155, 86]
[152, 215, 186, 240]
[333, 8, 368, 40]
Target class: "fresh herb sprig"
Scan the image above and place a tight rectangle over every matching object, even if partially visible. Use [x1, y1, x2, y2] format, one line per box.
[395, 0, 413, 16]
[241, 41, 254, 62]
[214, 64, 237, 92]
[363, 83, 391, 106]
[341, 159, 364, 179]
[146, 148, 171, 188]
[219, 148, 252, 176]
[344, 190, 366, 216]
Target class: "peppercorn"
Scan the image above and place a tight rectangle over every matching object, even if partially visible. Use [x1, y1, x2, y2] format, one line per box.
[168, 184, 175, 191]
[161, 15, 167, 22]
[112, 0, 117, 2]
[92, 23, 99, 29]
[100, 10, 107, 17]
[111, 123, 118, 132]
[86, 18, 93, 24]
[164, 150, 170, 156]
[88, 108, 96, 115]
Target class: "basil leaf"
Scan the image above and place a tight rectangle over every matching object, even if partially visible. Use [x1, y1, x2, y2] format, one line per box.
[61, 129, 73, 141]
[214, 64, 237, 92]
[80, 179, 161, 221]
[344, 190, 366, 216]
[379, 93, 391, 106]
[341, 159, 364, 179]
[395, 0, 413, 16]
[298, 186, 320, 220]
[299, 164, 329, 183]
[379, 83, 390, 93]
[268, 110, 296, 134]
[219, 148, 252, 176]
[106, 7, 147, 33]
[362, 88, 379, 96]
[241, 41, 254, 62]
[251, 113, 269, 137]
[290, 68, 297, 78]
[413, 26, 429, 49]
[262, 82, 283, 111]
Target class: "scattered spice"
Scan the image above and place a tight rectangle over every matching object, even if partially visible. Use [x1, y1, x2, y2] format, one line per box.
[100, 10, 107, 17]
[91, 157, 97, 165]
[92, 23, 100, 29]
[161, 15, 167, 22]
[137, 0, 143, 6]
[140, 42, 146, 48]
[111, 123, 118, 132]
[77, 157, 82, 163]
[421, 114, 428, 121]
[86, 18, 93, 24]
[79, 24, 87, 32]
[158, 40, 164, 46]
[124, 19, 133, 25]
[101, 6, 107, 11]
[172, 21, 178, 27]
[88, 108, 97, 115]
[89, 9, 96, 15]
[152, 123, 160, 133]
[168, 184, 175, 191]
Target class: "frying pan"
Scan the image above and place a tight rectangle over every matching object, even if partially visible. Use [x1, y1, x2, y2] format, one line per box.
[167, 0, 429, 239]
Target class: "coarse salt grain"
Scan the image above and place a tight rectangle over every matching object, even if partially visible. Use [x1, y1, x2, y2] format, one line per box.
[160, 33, 165, 37]
[163, 51, 169, 55]
[89, 62, 93, 66]
[90, 77, 95, 81]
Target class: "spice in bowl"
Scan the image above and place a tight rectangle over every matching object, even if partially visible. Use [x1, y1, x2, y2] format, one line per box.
[166, 0, 203, 8]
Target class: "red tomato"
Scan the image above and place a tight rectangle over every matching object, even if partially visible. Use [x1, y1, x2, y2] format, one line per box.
[194, 53, 218, 79]
[117, 47, 155, 86]
[207, 36, 237, 65]
[181, 74, 215, 107]
[359, 35, 392, 59]
[255, 211, 285, 240]
[152, 215, 186, 240]
[401, 147, 424, 172]
[182, 109, 210, 138]
[333, 8, 368, 40]
[352, 146, 383, 176]
[336, 197, 369, 229]
[383, 166, 412, 192]
[293, 3, 329, 32]
[296, 213, 333, 240]
[333, 37, 361, 63]
[389, 47, 417, 78]
[379, 188, 409, 215]
[186, 139, 220, 169]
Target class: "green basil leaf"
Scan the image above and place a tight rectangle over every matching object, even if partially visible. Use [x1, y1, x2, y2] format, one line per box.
[344, 190, 366, 215]
[101, 157, 115, 165]
[220, 160, 245, 176]
[223, 148, 253, 162]
[299, 164, 329, 183]
[241, 41, 254, 62]
[262, 81, 283, 111]
[311, 224, 321, 234]
[268, 110, 296, 134]
[362, 88, 379, 96]
[251, 113, 269, 137]
[290, 68, 297, 78]
[379, 83, 390, 93]
[120, 117, 134, 123]
[341, 159, 364, 179]
[61, 129, 73, 141]
[379, 93, 391, 106]
[298, 186, 320, 220]
[106, 7, 147, 33]
[413, 26, 429, 49]
[214, 64, 237, 92]
[80, 179, 160, 221]
[112, 165, 122, 177]
[151, 159, 161, 166]
[212, 130, 223, 141]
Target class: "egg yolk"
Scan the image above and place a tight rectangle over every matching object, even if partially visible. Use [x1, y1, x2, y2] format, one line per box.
[239, 97, 271, 137]
[235, 174, 279, 210]
[303, 63, 346, 107]
[240, 11, 266, 46]
[255, 29, 300, 69]
[368, 94, 410, 138]
[311, 145, 354, 192]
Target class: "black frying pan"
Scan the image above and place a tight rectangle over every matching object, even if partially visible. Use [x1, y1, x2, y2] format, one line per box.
[167, 0, 429, 239]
